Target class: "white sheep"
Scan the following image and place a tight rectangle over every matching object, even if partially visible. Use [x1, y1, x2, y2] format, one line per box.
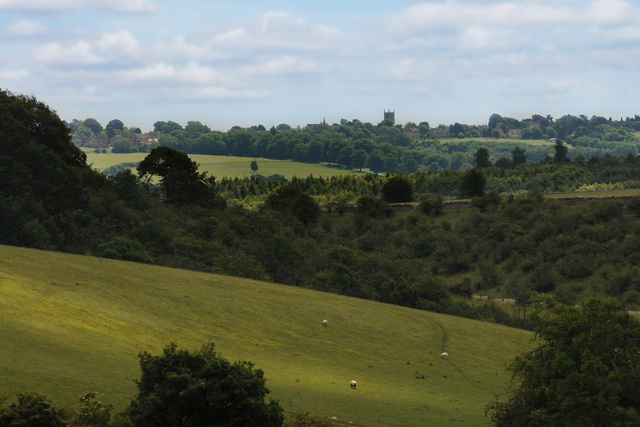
[322, 319, 328, 327]
[350, 380, 357, 389]
[441, 352, 449, 359]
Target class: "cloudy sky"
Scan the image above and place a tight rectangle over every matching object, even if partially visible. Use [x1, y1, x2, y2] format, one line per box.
[1, 0, 639, 131]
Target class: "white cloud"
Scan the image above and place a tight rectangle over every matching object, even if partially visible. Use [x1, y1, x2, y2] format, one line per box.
[0, 0, 157, 13]
[33, 30, 140, 65]
[3, 20, 46, 37]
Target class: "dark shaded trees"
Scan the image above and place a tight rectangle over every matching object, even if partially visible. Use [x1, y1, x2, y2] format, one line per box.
[381, 174, 413, 203]
[459, 168, 486, 198]
[0, 393, 66, 427]
[487, 296, 640, 426]
[128, 343, 284, 427]
[137, 147, 213, 206]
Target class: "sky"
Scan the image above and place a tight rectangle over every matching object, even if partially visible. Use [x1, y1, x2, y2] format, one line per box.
[1, 0, 640, 132]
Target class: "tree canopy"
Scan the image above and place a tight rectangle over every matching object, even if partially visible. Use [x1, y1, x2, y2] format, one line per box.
[128, 343, 284, 427]
[487, 296, 640, 426]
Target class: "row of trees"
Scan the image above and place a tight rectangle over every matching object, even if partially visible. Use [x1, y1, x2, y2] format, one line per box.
[77, 113, 640, 174]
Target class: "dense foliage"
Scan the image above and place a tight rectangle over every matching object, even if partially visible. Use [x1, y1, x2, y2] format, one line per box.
[127, 343, 284, 427]
[487, 296, 640, 426]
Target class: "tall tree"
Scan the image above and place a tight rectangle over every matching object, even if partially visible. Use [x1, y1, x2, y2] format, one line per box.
[553, 140, 569, 163]
[474, 147, 492, 168]
[487, 296, 640, 426]
[512, 147, 527, 167]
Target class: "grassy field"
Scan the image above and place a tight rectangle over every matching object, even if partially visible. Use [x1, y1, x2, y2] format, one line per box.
[84, 149, 357, 179]
[0, 245, 533, 426]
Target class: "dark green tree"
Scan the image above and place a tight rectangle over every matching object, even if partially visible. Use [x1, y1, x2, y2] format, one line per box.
[487, 296, 640, 426]
[351, 149, 367, 171]
[459, 168, 486, 198]
[366, 149, 384, 174]
[381, 175, 413, 203]
[474, 147, 492, 168]
[128, 343, 284, 427]
[251, 159, 259, 172]
[512, 147, 527, 167]
[0, 393, 66, 427]
[137, 146, 211, 205]
[82, 118, 103, 135]
[553, 140, 569, 163]
[105, 119, 124, 140]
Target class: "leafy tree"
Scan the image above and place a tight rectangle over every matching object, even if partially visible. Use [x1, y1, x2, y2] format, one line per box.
[128, 343, 284, 427]
[381, 175, 413, 203]
[459, 168, 486, 198]
[512, 147, 527, 167]
[105, 119, 124, 140]
[474, 147, 492, 168]
[251, 159, 259, 172]
[487, 296, 640, 426]
[553, 140, 569, 163]
[0, 393, 66, 427]
[366, 149, 384, 174]
[351, 149, 367, 171]
[137, 146, 211, 206]
[83, 118, 103, 135]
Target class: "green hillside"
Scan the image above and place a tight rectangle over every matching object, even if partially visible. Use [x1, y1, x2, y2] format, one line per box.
[0, 245, 532, 426]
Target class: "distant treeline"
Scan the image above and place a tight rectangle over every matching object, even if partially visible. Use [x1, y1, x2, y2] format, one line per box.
[70, 113, 640, 174]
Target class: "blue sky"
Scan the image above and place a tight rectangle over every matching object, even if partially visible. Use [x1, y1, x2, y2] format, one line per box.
[1, 0, 639, 131]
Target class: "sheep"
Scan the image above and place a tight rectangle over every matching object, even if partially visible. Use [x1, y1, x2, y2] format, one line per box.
[322, 319, 328, 327]
[350, 380, 357, 389]
[441, 352, 449, 359]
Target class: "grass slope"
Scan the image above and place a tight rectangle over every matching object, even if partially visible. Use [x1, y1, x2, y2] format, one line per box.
[84, 150, 356, 179]
[0, 245, 532, 426]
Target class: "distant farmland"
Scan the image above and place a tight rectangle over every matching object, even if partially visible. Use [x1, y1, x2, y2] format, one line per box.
[84, 149, 358, 179]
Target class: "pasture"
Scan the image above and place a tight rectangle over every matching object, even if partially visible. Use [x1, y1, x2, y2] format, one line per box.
[84, 149, 356, 179]
[0, 245, 533, 426]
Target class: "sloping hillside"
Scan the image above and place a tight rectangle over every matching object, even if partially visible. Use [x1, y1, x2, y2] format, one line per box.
[0, 245, 532, 426]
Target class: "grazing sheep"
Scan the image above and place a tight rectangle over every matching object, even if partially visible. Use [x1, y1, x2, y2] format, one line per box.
[441, 352, 449, 359]
[350, 380, 357, 389]
[322, 319, 328, 327]
[331, 416, 337, 421]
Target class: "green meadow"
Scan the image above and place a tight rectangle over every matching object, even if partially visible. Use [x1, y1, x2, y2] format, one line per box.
[84, 150, 356, 179]
[0, 245, 533, 426]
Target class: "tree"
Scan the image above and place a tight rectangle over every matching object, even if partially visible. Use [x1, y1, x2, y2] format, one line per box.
[128, 343, 284, 427]
[351, 149, 367, 171]
[487, 296, 640, 426]
[553, 140, 569, 163]
[83, 118, 103, 135]
[0, 393, 66, 427]
[366, 149, 384, 174]
[381, 174, 413, 203]
[512, 147, 527, 167]
[105, 119, 124, 140]
[72, 392, 113, 427]
[474, 147, 492, 168]
[459, 168, 486, 198]
[251, 159, 259, 172]
[137, 146, 211, 205]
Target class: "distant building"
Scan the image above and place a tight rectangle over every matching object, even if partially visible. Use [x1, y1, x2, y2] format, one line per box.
[384, 110, 395, 125]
